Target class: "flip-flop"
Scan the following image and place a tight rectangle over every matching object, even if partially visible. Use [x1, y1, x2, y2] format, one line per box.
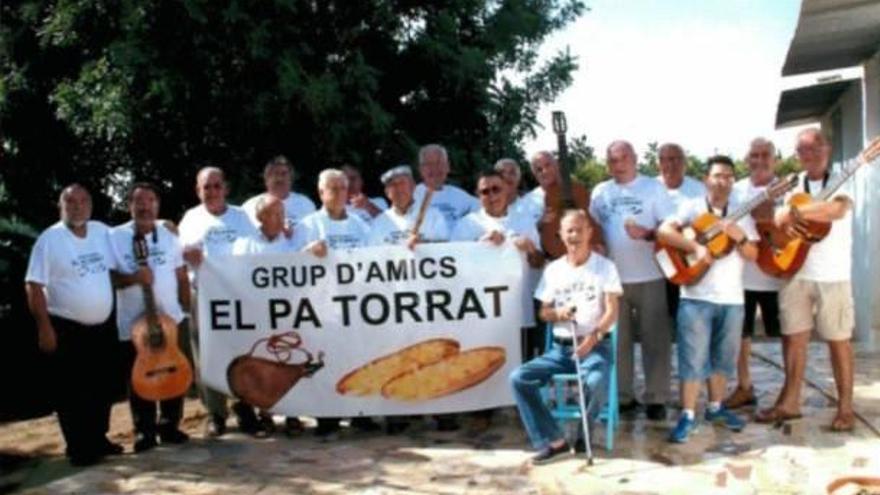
[830, 414, 855, 432]
[755, 407, 802, 424]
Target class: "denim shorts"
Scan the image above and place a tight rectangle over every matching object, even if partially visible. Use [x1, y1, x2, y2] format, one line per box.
[676, 299, 743, 381]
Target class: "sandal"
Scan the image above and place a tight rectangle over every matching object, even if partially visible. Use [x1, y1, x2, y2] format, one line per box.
[830, 412, 855, 432]
[755, 407, 802, 424]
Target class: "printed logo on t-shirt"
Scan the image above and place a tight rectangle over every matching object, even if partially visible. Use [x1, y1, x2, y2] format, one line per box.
[552, 280, 599, 308]
[122, 247, 168, 271]
[327, 233, 364, 250]
[71, 252, 109, 277]
[204, 226, 239, 245]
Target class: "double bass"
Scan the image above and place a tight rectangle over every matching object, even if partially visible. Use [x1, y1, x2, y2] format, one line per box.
[538, 111, 592, 258]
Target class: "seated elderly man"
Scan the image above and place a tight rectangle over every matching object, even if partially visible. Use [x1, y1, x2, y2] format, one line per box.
[509, 210, 621, 464]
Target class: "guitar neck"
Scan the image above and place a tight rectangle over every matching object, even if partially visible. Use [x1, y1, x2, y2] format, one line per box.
[816, 157, 863, 201]
[556, 134, 575, 207]
[725, 189, 772, 223]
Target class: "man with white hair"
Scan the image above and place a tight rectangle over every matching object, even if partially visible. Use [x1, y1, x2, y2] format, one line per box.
[656, 143, 706, 324]
[294, 168, 379, 437]
[234, 194, 304, 255]
[724, 137, 783, 410]
[413, 144, 479, 225]
[494, 158, 524, 210]
[25, 184, 123, 466]
[242, 155, 316, 229]
[369, 165, 449, 247]
[178, 166, 267, 438]
[589, 140, 676, 421]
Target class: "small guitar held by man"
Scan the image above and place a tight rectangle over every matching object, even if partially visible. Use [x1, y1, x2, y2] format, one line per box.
[654, 173, 798, 286]
[130, 233, 194, 401]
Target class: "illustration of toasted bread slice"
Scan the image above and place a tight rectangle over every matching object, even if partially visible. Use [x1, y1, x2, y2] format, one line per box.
[380, 347, 506, 401]
[336, 338, 460, 396]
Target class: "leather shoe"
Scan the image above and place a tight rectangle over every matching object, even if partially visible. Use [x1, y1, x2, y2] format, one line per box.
[158, 428, 190, 444]
[134, 433, 158, 453]
[98, 439, 124, 456]
[646, 403, 667, 421]
[204, 415, 227, 438]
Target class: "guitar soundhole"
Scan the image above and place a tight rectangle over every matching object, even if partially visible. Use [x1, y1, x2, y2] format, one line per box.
[146, 365, 178, 378]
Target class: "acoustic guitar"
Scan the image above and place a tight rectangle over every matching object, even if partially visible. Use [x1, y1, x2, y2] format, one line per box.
[755, 136, 880, 278]
[654, 174, 798, 286]
[538, 111, 590, 258]
[130, 233, 193, 401]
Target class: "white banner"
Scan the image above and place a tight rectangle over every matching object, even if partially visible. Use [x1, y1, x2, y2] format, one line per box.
[197, 242, 528, 416]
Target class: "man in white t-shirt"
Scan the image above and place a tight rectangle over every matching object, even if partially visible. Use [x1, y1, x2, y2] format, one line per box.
[295, 168, 379, 437]
[342, 165, 387, 223]
[368, 165, 449, 247]
[757, 128, 856, 432]
[232, 193, 305, 436]
[589, 140, 676, 420]
[25, 184, 122, 466]
[724, 138, 784, 410]
[656, 143, 707, 323]
[510, 210, 622, 464]
[451, 170, 543, 265]
[109, 182, 191, 452]
[494, 158, 525, 211]
[658, 155, 757, 443]
[413, 144, 479, 225]
[233, 194, 304, 255]
[178, 167, 267, 438]
[242, 155, 316, 229]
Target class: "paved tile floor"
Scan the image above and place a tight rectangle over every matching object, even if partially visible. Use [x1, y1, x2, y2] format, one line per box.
[2, 341, 879, 495]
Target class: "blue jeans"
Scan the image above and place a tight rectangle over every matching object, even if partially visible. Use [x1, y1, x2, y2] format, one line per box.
[676, 299, 743, 382]
[509, 338, 611, 449]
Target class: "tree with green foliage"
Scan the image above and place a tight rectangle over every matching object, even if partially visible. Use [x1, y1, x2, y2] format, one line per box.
[2, 0, 586, 225]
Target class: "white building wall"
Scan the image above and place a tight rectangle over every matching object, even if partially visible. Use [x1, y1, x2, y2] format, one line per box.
[859, 51, 880, 342]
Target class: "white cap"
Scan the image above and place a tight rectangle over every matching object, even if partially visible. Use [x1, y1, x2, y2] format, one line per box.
[380, 165, 413, 185]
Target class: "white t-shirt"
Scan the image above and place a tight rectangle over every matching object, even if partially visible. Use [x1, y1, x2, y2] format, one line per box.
[733, 177, 784, 291]
[788, 171, 853, 283]
[178, 204, 257, 259]
[516, 187, 546, 226]
[658, 175, 706, 213]
[242, 192, 316, 228]
[109, 221, 186, 341]
[535, 253, 623, 339]
[673, 197, 759, 305]
[450, 208, 540, 246]
[232, 231, 304, 255]
[368, 201, 449, 246]
[347, 197, 389, 224]
[25, 221, 116, 325]
[294, 208, 370, 249]
[589, 175, 676, 283]
[414, 183, 479, 225]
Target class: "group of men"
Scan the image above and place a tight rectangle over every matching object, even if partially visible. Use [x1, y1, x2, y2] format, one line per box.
[26, 129, 856, 467]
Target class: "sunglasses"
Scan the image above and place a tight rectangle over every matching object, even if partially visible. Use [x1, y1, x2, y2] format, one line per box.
[478, 185, 503, 196]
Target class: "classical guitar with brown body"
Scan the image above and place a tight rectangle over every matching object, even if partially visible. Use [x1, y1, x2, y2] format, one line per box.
[130, 233, 193, 402]
[756, 137, 880, 278]
[654, 174, 798, 286]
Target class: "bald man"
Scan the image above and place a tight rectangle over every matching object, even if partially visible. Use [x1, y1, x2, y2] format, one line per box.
[25, 184, 123, 466]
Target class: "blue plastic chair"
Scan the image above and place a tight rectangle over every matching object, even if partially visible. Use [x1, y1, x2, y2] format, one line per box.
[542, 323, 619, 452]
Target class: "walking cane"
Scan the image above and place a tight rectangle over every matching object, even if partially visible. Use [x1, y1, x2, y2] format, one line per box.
[570, 319, 595, 466]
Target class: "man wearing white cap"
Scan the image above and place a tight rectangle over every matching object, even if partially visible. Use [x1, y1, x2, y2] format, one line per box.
[369, 165, 449, 248]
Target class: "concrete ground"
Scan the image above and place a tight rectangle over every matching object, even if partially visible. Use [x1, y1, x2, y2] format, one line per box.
[2, 341, 879, 495]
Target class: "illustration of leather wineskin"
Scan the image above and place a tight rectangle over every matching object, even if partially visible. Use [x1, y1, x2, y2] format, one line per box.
[226, 332, 324, 410]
